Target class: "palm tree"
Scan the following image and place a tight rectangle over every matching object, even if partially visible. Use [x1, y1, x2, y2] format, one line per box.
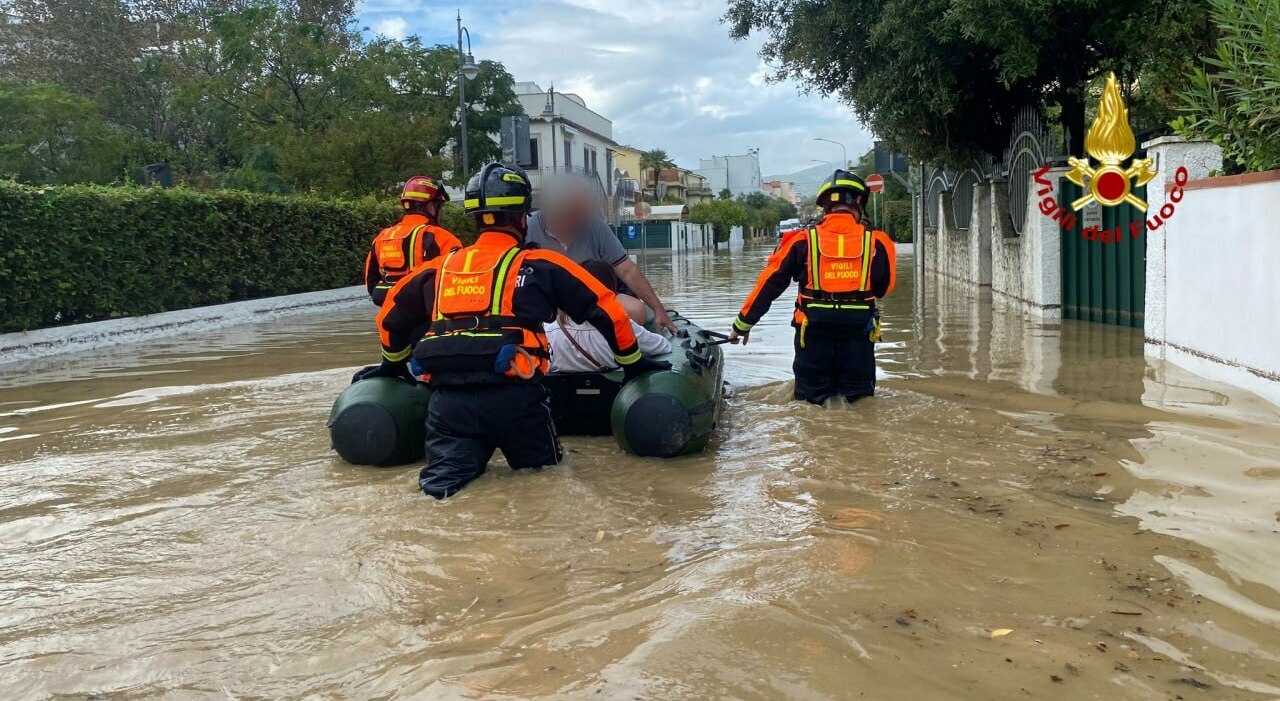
[639, 148, 674, 203]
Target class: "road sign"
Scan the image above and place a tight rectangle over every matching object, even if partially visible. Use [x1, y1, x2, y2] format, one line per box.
[634, 202, 652, 220]
[866, 174, 885, 193]
[873, 141, 909, 175]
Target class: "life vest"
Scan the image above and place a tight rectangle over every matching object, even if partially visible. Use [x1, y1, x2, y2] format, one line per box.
[374, 222, 445, 291]
[794, 225, 877, 329]
[411, 243, 550, 382]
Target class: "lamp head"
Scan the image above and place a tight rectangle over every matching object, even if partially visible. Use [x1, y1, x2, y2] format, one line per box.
[460, 53, 480, 80]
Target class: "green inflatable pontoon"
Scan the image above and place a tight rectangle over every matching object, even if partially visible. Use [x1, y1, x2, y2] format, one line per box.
[328, 311, 725, 465]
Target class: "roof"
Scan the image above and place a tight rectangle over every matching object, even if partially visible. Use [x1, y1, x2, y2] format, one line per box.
[647, 205, 689, 221]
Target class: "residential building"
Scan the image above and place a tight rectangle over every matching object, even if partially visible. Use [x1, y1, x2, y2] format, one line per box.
[762, 180, 802, 206]
[694, 150, 762, 198]
[514, 81, 621, 220]
[684, 171, 713, 204]
[611, 144, 644, 217]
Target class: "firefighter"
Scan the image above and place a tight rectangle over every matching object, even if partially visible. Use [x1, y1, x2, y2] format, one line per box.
[364, 175, 462, 306]
[356, 163, 669, 498]
[728, 170, 896, 404]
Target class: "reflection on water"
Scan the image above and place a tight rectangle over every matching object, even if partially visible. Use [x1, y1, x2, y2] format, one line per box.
[1, 246, 1278, 700]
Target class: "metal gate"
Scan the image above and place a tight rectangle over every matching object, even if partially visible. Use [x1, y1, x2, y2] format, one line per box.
[1059, 178, 1147, 327]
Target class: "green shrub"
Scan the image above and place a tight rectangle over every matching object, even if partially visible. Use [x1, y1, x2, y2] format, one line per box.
[1174, 0, 1280, 173]
[0, 182, 479, 332]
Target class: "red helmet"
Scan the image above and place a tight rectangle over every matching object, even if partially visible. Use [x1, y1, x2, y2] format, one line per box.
[400, 175, 448, 207]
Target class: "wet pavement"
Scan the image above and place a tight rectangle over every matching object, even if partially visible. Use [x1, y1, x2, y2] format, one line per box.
[1, 244, 1278, 700]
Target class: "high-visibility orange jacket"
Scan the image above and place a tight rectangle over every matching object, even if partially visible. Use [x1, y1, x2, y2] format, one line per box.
[734, 212, 896, 333]
[364, 214, 462, 306]
[377, 229, 641, 385]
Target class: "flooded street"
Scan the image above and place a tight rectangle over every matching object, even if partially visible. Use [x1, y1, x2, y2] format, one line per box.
[2, 245, 1279, 700]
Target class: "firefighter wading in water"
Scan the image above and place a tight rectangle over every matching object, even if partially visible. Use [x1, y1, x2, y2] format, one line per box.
[729, 170, 897, 404]
[356, 163, 670, 498]
[364, 175, 462, 306]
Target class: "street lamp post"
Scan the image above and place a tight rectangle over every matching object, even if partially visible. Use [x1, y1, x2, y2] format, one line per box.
[812, 137, 847, 169]
[456, 11, 480, 182]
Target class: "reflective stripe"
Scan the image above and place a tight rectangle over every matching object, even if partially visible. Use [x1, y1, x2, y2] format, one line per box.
[420, 331, 503, 339]
[383, 347, 411, 362]
[463, 196, 528, 208]
[489, 248, 522, 315]
[407, 224, 425, 266]
[859, 229, 873, 291]
[805, 302, 870, 310]
[733, 318, 753, 332]
[817, 179, 867, 196]
[808, 228, 821, 291]
[615, 349, 642, 365]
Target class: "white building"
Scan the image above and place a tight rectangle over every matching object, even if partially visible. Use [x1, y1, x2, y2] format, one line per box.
[694, 151, 762, 198]
[514, 82, 619, 212]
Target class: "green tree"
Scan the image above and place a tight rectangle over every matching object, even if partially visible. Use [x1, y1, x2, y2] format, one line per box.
[0, 81, 136, 183]
[718, 187, 732, 200]
[726, 0, 1213, 165]
[690, 199, 752, 242]
[1175, 0, 1280, 173]
[639, 148, 674, 202]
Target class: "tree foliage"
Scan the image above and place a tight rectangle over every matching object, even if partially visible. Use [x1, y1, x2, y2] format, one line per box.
[639, 148, 674, 202]
[725, 0, 1213, 166]
[690, 199, 752, 242]
[0, 81, 139, 183]
[0, 0, 523, 194]
[1174, 0, 1280, 174]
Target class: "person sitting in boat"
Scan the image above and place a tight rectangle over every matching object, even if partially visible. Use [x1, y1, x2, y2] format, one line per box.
[545, 259, 671, 374]
[527, 174, 678, 333]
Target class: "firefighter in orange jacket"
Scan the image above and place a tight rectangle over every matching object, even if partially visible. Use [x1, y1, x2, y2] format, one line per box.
[355, 163, 670, 498]
[364, 175, 462, 306]
[728, 170, 897, 404]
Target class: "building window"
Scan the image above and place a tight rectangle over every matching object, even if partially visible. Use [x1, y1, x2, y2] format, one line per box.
[528, 137, 540, 169]
[564, 139, 572, 170]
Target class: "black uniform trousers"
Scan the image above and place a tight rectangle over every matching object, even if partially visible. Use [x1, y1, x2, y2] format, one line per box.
[792, 326, 877, 405]
[421, 382, 564, 498]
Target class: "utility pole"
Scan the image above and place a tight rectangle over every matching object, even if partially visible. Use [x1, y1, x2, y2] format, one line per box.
[456, 11, 479, 182]
[547, 84, 557, 173]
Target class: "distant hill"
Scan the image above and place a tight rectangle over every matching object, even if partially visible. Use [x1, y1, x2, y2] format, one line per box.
[763, 163, 832, 198]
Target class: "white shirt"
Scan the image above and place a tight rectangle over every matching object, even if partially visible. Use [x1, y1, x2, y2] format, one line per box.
[544, 319, 672, 373]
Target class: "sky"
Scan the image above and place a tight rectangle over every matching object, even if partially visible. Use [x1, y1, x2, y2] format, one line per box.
[357, 0, 874, 179]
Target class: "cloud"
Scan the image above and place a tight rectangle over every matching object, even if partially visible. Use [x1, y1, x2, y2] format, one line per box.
[358, 0, 873, 179]
[372, 16, 408, 40]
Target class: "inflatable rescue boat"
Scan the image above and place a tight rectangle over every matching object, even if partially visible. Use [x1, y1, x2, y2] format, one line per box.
[328, 311, 725, 465]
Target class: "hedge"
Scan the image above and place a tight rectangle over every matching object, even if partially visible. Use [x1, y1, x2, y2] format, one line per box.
[0, 181, 479, 333]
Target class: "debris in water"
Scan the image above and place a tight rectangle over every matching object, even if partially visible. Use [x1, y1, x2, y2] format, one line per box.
[895, 617, 911, 627]
[1109, 610, 1143, 616]
[594, 530, 605, 543]
[1054, 523, 1071, 530]
[990, 629, 1014, 639]
[1172, 678, 1211, 690]
[1050, 674, 1064, 683]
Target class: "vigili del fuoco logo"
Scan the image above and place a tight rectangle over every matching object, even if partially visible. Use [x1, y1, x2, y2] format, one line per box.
[1035, 72, 1188, 243]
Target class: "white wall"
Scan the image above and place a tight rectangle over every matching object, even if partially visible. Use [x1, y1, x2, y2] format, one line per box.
[695, 153, 762, 198]
[1144, 140, 1280, 406]
[925, 172, 1062, 316]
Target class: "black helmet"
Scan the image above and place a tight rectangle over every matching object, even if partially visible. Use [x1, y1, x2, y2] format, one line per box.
[464, 162, 532, 215]
[815, 169, 868, 210]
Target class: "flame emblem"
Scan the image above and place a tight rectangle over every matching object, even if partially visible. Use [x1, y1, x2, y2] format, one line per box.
[1064, 73, 1156, 211]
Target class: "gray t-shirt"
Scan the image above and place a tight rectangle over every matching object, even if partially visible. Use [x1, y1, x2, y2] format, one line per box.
[526, 211, 629, 265]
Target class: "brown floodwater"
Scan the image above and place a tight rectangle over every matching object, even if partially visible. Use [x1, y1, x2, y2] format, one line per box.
[2, 245, 1279, 700]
